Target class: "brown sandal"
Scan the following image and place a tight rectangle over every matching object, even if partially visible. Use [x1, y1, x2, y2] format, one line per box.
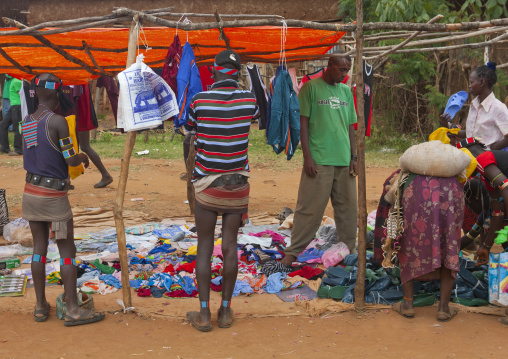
[437, 307, 459, 322]
[392, 301, 415, 318]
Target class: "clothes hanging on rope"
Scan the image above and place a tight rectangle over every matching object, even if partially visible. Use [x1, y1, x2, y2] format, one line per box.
[76, 84, 99, 132]
[353, 61, 373, 137]
[96, 76, 119, 124]
[287, 68, 299, 95]
[298, 68, 326, 91]
[161, 35, 183, 95]
[266, 70, 300, 160]
[175, 42, 202, 129]
[55, 85, 81, 119]
[198, 66, 214, 92]
[247, 64, 268, 130]
[266, 65, 287, 136]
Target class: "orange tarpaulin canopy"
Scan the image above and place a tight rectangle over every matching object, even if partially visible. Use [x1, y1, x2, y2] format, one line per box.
[0, 26, 344, 84]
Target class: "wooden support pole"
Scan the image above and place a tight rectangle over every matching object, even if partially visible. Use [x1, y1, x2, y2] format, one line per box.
[113, 14, 139, 310]
[354, 0, 367, 311]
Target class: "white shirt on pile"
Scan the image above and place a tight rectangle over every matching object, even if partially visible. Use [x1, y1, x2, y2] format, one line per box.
[466, 92, 508, 149]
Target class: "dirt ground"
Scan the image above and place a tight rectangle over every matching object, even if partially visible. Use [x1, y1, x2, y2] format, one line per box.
[1, 156, 507, 358]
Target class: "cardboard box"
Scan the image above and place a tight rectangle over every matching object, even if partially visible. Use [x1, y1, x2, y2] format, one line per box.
[0, 257, 21, 270]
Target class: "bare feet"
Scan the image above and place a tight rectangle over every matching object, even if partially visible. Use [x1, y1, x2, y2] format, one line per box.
[280, 254, 296, 267]
[94, 175, 113, 188]
[64, 307, 105, 326]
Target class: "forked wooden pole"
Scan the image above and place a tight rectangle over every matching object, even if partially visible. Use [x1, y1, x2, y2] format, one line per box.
[354, 0, 367, 310]
[113, 14, 139, 309]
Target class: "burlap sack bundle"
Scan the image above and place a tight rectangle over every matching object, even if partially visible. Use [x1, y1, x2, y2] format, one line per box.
[399, 140, 471, 178]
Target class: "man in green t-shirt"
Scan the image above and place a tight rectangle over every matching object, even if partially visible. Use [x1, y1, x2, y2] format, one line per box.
[281, 55, 358, 266]
[2, 75, 13, 120]
[0, 78, 23, 155]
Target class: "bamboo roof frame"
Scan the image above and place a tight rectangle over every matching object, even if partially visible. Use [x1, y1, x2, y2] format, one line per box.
[0, 5, 506, 311]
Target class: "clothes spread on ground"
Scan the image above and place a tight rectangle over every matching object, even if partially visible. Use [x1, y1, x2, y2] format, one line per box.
[185, 79, 259, 180]
[266, 70, 300, 160]
[161, 35, 183, 95]
[175, 42, 202, 128]
[247, 64, 268, 130]
[353, 61, 373, 137]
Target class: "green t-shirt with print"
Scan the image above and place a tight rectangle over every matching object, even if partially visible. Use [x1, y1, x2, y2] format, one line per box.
[2, 75, 12, 100]
[298, 77, 357, 166]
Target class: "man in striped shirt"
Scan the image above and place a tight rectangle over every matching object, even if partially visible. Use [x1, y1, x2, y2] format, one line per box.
[184, 50, 258, 332]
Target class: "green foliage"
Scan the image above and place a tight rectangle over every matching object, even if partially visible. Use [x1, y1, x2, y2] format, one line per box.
[99, 131, 112, 143]
[386, 53, 437, 86]
[460, 0, 508, 20]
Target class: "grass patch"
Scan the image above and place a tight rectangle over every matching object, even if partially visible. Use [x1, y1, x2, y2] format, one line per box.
[2, 126, 401, 170]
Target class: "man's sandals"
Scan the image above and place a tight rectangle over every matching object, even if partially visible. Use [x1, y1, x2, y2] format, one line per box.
[217, 307, 234, 329]
[34, 302, 51, 322]
[64, 310, 105, 327]
[186, 312, 213, 332]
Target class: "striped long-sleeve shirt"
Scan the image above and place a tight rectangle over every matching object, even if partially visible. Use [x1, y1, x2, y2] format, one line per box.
[186, 79, 259, 181]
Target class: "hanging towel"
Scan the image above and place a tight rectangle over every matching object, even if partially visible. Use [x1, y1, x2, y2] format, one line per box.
[247, 64, 268, 130]
[175, 42, 202, 128]
[353, 61, 373, 137]
[266, 70, 300, 160]
[161, 35, 183, 94]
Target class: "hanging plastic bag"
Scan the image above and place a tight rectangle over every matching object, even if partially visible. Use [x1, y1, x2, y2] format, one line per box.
[117, 54, 179, 132]
[489, 251, 508, 306]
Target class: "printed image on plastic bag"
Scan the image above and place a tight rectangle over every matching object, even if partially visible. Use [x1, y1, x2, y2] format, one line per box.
[489, 252, 508, 306]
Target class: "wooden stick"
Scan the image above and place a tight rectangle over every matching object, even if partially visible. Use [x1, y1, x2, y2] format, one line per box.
[354, 0, 366, 311]
[213, 6, 231, 50]
[113, 14, 139, 310]
[1, 17, 101, 76]
[363, 25, 508, 53]
[0, 47, 34, 74]
[0, 8, 175, 36]
[366, 15, 443, 61]
[33, 35, 102, 76]
[82, 41, 114, 76]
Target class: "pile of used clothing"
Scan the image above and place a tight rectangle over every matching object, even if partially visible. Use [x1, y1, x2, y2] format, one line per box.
[318, 254, 489, 307]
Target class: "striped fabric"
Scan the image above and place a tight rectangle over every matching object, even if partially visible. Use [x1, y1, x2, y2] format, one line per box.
[21, 121, 38, 148]
[195, 182, 250, 213]
[186, 79, 259, 181]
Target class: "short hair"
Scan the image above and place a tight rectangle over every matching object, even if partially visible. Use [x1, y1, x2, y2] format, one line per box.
[474, 62, 497, 87]
[330, 50, 352, 64]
